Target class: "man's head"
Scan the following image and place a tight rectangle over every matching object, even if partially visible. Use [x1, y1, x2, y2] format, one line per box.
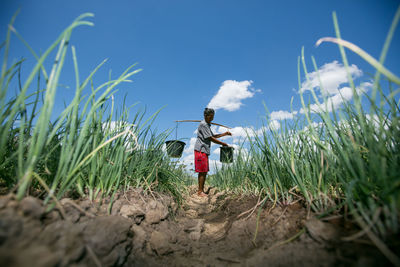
[204, 108, 215, 123]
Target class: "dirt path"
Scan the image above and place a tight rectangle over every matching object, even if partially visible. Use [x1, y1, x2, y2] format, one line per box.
[0, 187, 394, 266]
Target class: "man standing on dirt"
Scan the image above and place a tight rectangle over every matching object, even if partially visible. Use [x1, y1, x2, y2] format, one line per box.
[194, 108, 231, 197]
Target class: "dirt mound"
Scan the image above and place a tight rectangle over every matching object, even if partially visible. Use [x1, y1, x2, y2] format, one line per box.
[0, 187, 393, 267]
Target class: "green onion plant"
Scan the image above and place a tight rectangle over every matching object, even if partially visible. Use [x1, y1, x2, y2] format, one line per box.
[212, 9, 400, 246]
[0, 13, 189, 208]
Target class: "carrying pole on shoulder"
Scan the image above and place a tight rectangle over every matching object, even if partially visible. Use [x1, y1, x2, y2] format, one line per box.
[174, 120, 231, 129]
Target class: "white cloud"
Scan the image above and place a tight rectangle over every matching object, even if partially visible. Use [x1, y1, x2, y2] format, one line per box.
[269, 120, 281, 130]
[365, 114, 392, 131]
[358, 81, 373, 93]
[216, 126, 267, 143]
[180, 153, 195, 171]
[102, 121, 139, 151]
[306, 121, 324, 130]
[268, 62, 369, 121]
[183, 137, 197, 154]
[300, 60, 362, 96]
[301, 86, 353, 114]
[234, 145, 250, 160]
[102, 120, 131, 132]
[209, 159, 222, 170]
[228, 126, 253, 138]
[255, 126, 268, 136]
[207, 80, 260, 112]
[270, 110, 297, 120]
[300, 82, 372, 114]
[230, 143, 242, 155]
[212, 147, 220, 155]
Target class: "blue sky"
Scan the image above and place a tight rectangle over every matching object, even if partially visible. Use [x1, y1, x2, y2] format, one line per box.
[1, 0, 399, 171]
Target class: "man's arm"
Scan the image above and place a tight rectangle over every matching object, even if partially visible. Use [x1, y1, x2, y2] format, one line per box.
[209, 136, 228, 146]
[213, 131, 232, 139]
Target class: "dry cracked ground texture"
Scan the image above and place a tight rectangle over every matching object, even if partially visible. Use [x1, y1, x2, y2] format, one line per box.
[0, 186, 395, 267]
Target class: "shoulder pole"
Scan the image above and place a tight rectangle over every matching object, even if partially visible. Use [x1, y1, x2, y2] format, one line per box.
[174, 120, 231, 129]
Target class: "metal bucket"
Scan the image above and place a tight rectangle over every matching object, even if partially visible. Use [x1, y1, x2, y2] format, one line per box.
[165, 140, 186, 158]
[220, 146, 234, 163]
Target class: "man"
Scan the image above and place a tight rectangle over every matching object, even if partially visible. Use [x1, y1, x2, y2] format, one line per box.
[194, 108, 231, 197]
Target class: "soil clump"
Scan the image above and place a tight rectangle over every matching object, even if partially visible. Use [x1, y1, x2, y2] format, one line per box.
[0, 186, 395, 266]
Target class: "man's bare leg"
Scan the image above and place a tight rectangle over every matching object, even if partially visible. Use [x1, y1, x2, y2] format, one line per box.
[198, 172, 207, 197]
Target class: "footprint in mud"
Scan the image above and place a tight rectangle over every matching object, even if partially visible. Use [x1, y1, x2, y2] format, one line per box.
[182, 187, 232, 242]
[184, 194, 210, 218]
[184, 187, 223, 217]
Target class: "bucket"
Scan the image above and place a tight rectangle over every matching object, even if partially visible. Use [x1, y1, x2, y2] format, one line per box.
[165, 140, 186, 158]
[220, 146, 234, 163]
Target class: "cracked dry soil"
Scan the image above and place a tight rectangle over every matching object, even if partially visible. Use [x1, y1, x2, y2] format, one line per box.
[0, 186, 395, 267]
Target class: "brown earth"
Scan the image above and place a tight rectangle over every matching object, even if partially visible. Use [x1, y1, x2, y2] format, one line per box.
[0, 186, 395, 267]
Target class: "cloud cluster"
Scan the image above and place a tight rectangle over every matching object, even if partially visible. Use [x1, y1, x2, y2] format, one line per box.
[300, 60, 362, 96]
[300, 82, 372, 114]
[207, 80, 260, 112]
[177, 61, 370, 174]
[270, 110, 298, 120]
[217, 125, 267, 143]
[268, 120, 281, 130]
[270, 61, 369, 122]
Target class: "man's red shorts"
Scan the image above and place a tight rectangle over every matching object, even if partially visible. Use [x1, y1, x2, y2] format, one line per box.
[194, 150, 209, 173]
